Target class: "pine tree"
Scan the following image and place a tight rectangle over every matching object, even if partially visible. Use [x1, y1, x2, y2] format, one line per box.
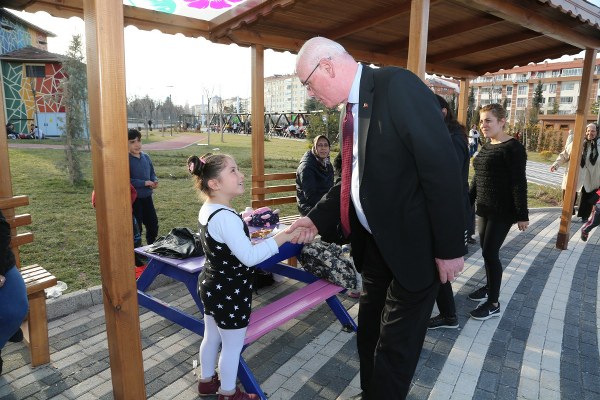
[59, 34, 87, 185]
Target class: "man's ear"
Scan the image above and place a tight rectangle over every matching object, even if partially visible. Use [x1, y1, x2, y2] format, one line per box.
[322, 58, 334, 78]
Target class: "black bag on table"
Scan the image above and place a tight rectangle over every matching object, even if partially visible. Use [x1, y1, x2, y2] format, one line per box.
[146, 227, 204, 259]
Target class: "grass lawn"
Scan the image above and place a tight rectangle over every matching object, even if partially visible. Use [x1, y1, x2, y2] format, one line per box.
[8, 134, 560, 293]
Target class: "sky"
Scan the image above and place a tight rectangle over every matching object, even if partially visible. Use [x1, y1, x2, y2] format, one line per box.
[10, 0, 600, 106]
[10, 8, 298, 106]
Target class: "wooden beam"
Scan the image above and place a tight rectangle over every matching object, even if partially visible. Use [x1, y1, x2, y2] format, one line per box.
[407, 0, 431, 79]
[210, 0, 296, 40]
[83, 0, 146, 398]
[0, 70, 21, 266]
[457, 79, 469, 126]
[22, 0, 84, 19]
[0, 195, 29, 210]
[381, 13, 502, 54]
[556, 48, 597, 250]
[325, 1, 414, 40]
[251, 45, 266, 203]
[428, 30, 542, 64]
[474, 44, 577, 75]
[456, 0, 600, 49]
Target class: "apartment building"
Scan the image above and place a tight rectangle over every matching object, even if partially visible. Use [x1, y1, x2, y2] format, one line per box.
[265, 73, 309, 113]
[470, 58, 600, 133]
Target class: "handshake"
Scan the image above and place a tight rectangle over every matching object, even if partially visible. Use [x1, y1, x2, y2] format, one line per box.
[271, 217, 319, 245]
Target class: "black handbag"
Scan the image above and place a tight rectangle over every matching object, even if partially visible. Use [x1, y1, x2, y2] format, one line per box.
[298, 239, 361, 290]
[146, 227, 204, 259]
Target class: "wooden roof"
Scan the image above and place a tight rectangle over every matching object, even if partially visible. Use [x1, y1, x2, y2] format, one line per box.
[0, 45, 65, 62]
[5, 0, 600, 78]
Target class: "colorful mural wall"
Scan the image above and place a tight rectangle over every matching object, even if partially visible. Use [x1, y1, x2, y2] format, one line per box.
[0, 10, 48, 53]
[2, 10, 64, 136]
[3, 61, 65, 135]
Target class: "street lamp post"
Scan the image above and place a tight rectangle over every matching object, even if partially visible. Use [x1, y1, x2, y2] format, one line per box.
[169, 94, 173, 136]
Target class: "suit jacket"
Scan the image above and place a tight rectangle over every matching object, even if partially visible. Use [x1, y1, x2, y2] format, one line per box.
[308, 65, 466, 291]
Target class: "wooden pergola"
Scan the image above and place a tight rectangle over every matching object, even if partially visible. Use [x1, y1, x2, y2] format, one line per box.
[2, 0, 600, 398]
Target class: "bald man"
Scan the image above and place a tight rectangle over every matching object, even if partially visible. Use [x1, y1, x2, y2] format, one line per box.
[289, 37, 466, 399]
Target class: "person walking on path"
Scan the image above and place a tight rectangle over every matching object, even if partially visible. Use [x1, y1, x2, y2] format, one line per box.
[187, 153, 301, 400]
[468, 104, 529, 321]
[550, 129, 580, 215]
[574, 123, 600, 221]
[428, 95, 470, 330]
[128, 128, 159, 244]
[468, 124, 480, 157]
[289, 37, 465, 400]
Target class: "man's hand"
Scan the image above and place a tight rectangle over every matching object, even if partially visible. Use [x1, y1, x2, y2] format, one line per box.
[285, 217, 318, 244]
[435, 257, 464, 284]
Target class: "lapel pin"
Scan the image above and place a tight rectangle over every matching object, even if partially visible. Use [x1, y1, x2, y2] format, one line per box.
[363, 103, 368, 108]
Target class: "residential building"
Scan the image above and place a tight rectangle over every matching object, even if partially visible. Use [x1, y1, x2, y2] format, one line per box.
[1, 8, 66, 137]
[470, 58, 600, 136]
[265, 74, 308, 113]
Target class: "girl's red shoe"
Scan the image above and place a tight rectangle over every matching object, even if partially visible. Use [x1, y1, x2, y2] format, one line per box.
[217, 387, 259, 400]
[198, 373, 220, 396]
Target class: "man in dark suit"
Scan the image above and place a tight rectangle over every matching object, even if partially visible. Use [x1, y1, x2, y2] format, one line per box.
[290, 37, 466, 399]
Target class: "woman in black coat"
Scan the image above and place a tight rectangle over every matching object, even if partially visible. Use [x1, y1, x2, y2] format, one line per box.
[428, 95, 470, 330]
[296, 135, 334, 216]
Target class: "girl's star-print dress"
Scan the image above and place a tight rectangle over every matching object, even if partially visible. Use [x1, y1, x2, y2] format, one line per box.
[198, 208, 255, 329]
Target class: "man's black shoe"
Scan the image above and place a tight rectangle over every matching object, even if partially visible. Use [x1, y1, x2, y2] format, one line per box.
[428, 314, 459, 330]
[9, 328, 23, 343]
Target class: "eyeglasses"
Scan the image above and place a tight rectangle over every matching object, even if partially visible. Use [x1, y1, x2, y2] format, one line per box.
[300, 57, 331, 91]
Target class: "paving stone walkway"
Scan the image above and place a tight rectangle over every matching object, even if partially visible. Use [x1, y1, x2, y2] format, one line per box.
[2, 209, 598, 400]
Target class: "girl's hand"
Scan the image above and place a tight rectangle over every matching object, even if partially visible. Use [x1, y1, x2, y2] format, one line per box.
[517, 221, 529, 231]
[0, 274, 5, 288]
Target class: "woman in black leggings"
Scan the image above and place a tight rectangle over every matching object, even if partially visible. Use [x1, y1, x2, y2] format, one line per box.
[468, 104, 529, 320]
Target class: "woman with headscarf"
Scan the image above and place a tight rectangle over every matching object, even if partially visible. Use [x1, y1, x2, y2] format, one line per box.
[296, 135, 334, 216]
[554, 124, 600, 221]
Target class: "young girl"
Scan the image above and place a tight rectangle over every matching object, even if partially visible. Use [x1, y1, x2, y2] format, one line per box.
[468, 104, 529, 321]
[188, 153, 301, 400]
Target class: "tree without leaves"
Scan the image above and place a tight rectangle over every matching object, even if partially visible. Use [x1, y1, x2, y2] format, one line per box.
[59, 34, 87, 185]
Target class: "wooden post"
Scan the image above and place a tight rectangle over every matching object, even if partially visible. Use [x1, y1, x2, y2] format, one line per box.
[83, 0, 146, 398]
[0, 68, 21, 266]
[458, 79, 469, 127]
[407, 0, 430, 79]
[251, 45, 265, 202]
[556, 48, 597, 250]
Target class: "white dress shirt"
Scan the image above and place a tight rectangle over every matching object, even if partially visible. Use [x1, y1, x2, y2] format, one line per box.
[347, 64, 371, 233]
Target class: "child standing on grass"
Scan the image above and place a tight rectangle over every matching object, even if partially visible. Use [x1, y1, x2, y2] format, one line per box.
[581, 188, 600, 241]
[128, 128, 159, 244]
[188, 153, 302, 400]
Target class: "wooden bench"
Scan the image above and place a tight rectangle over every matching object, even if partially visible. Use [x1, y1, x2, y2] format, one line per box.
[135, 243, 356, 400]
[251, 173, 301, 265]
[251, 172, 301, 224]
[20, 264, 57, 366]
[1, 195, 56, 367]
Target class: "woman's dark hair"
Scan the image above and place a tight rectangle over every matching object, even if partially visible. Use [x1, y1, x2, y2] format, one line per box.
[187, 153, 231, 196]
[435, 94, 467, 141]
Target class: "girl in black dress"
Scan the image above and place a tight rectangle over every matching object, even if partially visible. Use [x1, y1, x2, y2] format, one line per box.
[188, 153, 300, 400]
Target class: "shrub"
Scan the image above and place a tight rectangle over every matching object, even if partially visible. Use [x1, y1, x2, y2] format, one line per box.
[540, 150, 554, 161]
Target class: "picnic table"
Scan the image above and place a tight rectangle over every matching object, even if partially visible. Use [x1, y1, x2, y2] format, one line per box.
[135, 234, 357, 399]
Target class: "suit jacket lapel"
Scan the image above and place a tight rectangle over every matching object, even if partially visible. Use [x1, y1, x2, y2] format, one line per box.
[358, 66, 373, 182]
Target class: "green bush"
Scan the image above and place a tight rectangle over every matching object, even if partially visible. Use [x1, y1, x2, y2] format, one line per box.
[540, 150, 554, 161]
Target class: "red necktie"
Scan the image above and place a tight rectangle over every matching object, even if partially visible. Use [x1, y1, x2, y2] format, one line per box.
[340, 102, 353, 238]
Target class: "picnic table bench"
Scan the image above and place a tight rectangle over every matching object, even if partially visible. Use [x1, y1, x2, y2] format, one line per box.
[135, 238, 356, 399]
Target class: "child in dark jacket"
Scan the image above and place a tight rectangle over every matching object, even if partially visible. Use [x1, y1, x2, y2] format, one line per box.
[128, 129, 159, 244]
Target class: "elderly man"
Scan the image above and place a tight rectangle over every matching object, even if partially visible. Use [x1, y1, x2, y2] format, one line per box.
[288, 37, 466, 399]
